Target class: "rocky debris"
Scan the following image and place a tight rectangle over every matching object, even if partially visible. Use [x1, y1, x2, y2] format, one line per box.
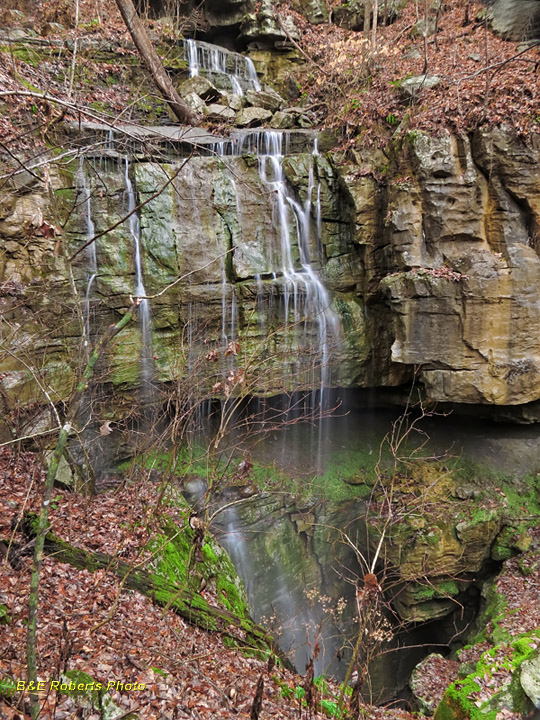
[182, 91, 206, 113]
[521, 653, 540, 708]
[178, 75, 222, 103]
[409, 16, 439, 38]
[488, 0, 540, 41]
[240, 2, 300, 48]
[291, 0, 329, 25]
[432, 530, 540, 718]
[270, 110, 296, 129]
[410, 654, 459, 715]
[331, 0, 403, 29]
[179, 75, 248, 113]
[204, 103, 236, 121]
[221, 91, 244, 111]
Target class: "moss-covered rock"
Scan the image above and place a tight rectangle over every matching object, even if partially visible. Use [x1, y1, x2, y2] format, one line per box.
[435, 635, 538, 720]
[148, 502, 250, 621]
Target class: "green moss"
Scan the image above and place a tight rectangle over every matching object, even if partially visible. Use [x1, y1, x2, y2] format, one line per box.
[470, 577, 510, 646]
[1, 44, 43, 66]
[412, 579, 459, 602]
[148, 512, 250, 622]
[0, 604, 10, 624]
[437, 634, 540, 719]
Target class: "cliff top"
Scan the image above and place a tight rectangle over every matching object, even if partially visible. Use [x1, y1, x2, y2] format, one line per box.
[0, 0, 538, 170]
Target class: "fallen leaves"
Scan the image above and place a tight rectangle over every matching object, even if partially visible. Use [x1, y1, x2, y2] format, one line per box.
[0, 448, 351, 720]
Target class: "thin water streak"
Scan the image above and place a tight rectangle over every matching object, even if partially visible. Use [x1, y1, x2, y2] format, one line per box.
[124, 158, 154, 402]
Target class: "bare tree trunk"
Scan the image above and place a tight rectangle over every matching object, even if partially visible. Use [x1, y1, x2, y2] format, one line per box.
[371, 0, 379, 51]
[422, 0, 429, 74]
[114, 0, 200, 125]
[364, 0, 372, 41]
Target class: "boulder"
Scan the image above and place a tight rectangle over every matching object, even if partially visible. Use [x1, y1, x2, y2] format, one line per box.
[182, 91, 206, 113]
[235, 106, 272, 127]
[290, 0, 328, 24]
[409, 16, 438, 38]
[240, 1, 300, 46]
[488, 0, 540, 41]
[270, 110, 296, 129]
[398, 74, 441, 101]
[220, 91, 244, 111]
[332, 0, 403, 29]
[410, 654, 459, 715]
[177, 76, 221, 103]
[203, 104, 236, 121]
[245, 87, 285, 112]
[520, 653, 540, 708]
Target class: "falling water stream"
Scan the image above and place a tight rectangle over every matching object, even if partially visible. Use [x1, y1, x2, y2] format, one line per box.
[185, 38, 261, 95]
[124, 159, 154, 402]
[77, 159, 98, 354]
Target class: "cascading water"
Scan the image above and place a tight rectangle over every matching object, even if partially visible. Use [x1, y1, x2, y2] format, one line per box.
[201, 129, 344, 673]
[124, 159, 154, 403]
[115, 116, 343, 675]
[209, 130, 341, 399]
[77, 159, 98, 354]
[256, 131, 341, 407]
[215, 497, 343, 678]
[184, 38, 261, 95]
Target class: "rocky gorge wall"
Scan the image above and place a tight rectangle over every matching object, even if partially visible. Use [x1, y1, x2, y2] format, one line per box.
[1, 125, 540, 437]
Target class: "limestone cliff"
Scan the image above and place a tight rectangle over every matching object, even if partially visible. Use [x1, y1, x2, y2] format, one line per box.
[1, 126, 540, 433]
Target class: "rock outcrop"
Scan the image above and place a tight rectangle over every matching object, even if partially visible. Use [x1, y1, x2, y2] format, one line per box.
[379, 129, 540, 410]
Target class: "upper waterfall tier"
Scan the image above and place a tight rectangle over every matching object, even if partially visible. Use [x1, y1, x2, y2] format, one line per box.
[183, 38, 261, 96]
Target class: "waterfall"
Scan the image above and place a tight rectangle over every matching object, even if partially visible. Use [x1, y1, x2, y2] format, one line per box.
[208, 130, 340, 399]
[219, 505, 253, 594]
[256, 131, 340, 406]
[216, 500, 341, 678]
[184, 39, 261, 95]
[124, 159, 154, 401]
[77, 159, 98, 354]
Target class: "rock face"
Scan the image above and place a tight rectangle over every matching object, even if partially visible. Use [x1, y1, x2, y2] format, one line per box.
[488, 0, 540, 41]
[1, 127, 540, 431]
[381, 129, 540, 409]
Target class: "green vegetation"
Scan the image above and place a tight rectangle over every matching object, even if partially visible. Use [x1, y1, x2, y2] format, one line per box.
[121, 444, 285, 495]
[0, 604, 10, 625]
[435, 634, 539, 720]
[412, 579, 459, 602]
[148, 509, 250, 621]
[273, 675, 351, 718]
[0, 44, 43, 67]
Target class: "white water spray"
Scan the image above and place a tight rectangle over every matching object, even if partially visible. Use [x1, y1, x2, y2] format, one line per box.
[77, 159, 98, 353]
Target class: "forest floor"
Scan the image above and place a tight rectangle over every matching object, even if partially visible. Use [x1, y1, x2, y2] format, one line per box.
[0, 448, 417, 720]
